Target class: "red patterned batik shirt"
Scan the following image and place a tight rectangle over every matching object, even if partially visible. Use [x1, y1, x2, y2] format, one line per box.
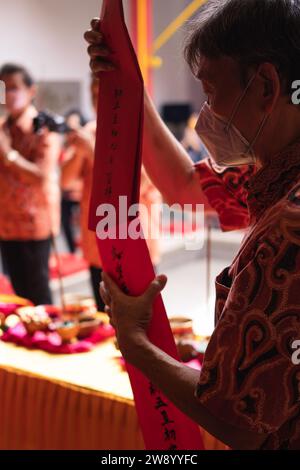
[194, 144, 300, 450]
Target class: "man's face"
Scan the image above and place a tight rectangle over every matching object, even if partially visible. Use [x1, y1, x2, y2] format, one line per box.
[2, 72, 35, 116]
[66, 113, 82, 131]
[197, 56, 265, 145]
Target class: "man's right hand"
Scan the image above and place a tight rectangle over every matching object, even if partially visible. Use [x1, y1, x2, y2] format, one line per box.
[84, 18, 116, 75]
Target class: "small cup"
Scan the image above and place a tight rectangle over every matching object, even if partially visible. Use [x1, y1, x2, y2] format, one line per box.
[54, 321, 80, 344]
[77, 316, 102, 339]
[62, 294, 97, 320]
[169, 316, 194, 340]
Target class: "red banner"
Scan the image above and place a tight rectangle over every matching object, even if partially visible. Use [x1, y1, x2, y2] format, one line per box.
[89, 0, 204, 451]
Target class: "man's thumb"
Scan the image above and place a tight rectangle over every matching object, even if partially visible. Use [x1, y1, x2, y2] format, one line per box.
[144, 275, 168, 303]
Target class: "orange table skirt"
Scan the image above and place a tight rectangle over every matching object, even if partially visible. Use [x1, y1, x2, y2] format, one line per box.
[0, 342, 227, 450]
[0, 367, 144, 450]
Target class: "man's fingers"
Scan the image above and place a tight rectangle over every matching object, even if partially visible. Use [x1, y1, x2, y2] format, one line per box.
[88, 44, 111, 58]
[104, 306, 116, 329]
[100, 281, 111, 307]
[89, 58, 116, 73]
[104, 305, 111, 315]
[102, 272, 121, 298]
[144, 275, 168, 304]
[104, 305, 116, 329]
[91, 17, 101, 31]
[85, 21, 116, 74]
[84, 29, 103, 45]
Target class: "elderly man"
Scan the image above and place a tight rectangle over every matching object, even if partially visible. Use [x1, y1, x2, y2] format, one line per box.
[85, 0, 300, 449]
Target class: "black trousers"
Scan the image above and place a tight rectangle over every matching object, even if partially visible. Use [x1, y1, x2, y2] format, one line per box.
[0, 238, 52, 305]
[89, 265, 105, 312]
[61, 198, 79, 254]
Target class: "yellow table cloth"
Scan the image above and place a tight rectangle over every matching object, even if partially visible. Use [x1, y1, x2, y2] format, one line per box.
[0, 340, 226, 450]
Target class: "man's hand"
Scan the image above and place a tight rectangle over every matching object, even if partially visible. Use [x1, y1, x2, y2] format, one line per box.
[84, 18, 116, 75]
[100, 272, 167, 357]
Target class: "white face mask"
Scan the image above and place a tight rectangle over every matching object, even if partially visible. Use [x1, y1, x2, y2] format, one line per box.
[195, 74, 269, 167]
[6, 89, 28, 114]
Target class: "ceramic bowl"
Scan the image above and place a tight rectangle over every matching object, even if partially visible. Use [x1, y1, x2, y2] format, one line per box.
[169, 316, 194, 339]
[54, 321, 80, 343]
[77, 316, 102, 339]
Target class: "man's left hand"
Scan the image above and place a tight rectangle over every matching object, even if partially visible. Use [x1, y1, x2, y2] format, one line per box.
[100, 272, 168, 355]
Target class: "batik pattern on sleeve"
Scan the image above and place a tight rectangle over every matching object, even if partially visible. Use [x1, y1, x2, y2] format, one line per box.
[195, 186, 300, 449]
[194, 158, 255, 232]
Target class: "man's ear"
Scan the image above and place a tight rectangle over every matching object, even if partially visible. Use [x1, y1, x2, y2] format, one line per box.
[257, 63, 281, 113]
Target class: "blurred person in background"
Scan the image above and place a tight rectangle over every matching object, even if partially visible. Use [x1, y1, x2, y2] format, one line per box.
[62, 77, 105, 311]
[60, 109, 87, 254]
[65, 108, 87, 132]
[62, 77, 161, 311]
[0, 63, 61, 305]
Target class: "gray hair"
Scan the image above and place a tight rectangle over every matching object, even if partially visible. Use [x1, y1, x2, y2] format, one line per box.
[184, 0, 300, 95]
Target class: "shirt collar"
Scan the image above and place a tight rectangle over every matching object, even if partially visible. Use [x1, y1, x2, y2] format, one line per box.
[246, 139, 300, 220]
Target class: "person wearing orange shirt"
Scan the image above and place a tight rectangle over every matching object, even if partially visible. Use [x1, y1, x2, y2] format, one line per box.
[0, 64, 61, 305]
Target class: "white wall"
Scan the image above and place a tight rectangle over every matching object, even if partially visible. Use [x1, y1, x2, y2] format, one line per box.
[152, 0, 205, 112]
[0, 0, 130, 118]
[0, 0, 203, 117]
